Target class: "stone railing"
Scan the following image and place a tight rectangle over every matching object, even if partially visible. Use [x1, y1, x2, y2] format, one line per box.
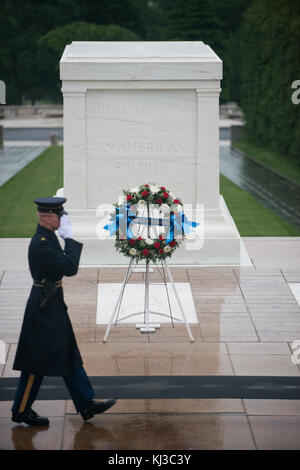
[219, 102, 244, 119]
[0, 105, 63, 119]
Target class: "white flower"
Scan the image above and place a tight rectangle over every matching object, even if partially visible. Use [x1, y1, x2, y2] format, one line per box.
[137, 199, 147, 206]
[129, 248, 137, 256]
[145, 238, 154, 245]
[150, 184, 160, 194]
[118, 195, 126, 205]
[164, 245, 172, 253]
[169, 191, 176, 198]
[160, 204, 170, 214]
[130, 186, 139, 193]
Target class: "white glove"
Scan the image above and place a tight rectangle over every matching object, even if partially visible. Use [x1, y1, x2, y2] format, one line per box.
[58, 215, 73, 239]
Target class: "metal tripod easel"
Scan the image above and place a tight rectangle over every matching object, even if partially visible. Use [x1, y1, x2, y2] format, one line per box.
[103, 201, 195, 342]
[103, 257, 195, 342]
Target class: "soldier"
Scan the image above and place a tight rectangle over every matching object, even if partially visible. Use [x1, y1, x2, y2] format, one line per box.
[11, 197, 116, 426]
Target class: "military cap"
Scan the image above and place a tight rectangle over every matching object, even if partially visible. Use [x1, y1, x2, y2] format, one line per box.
[34, 197, 68, 217]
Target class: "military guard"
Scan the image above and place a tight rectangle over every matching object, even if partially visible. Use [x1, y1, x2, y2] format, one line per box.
[11, 197, 116, 426]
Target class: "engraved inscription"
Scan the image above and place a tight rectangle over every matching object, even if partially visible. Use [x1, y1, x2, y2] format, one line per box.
[97, 103, 185, 115]
[97, 121, 184, 134]
[113, 161, 168, 173]
[86, 89, 196, 207]
[97, 142, 185, 153]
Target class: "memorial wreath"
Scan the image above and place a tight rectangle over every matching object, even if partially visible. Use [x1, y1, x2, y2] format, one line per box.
[104, 183, 199, 263]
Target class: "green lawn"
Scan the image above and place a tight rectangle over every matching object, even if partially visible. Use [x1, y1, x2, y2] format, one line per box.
[0, 145, 63, 237]
[232, 139, 300, 185]
[0, 145, 299, 238]
[220, 173, 300, 236]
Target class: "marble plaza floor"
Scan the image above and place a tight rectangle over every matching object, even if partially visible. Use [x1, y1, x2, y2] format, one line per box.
[0, 237, 300, 450]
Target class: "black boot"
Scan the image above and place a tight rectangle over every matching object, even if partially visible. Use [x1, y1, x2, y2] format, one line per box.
[12, 408, 49, 426]
[80, 399, 117, 421]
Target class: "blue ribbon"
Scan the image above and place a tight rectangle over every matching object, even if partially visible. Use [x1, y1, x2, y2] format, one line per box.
[166, 211, 199, 243]
[104, 205, 136, 238]
[104, 206, 199, 243]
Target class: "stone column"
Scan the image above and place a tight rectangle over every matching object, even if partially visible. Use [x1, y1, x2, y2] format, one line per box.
[62, 90, 87, 208]
[196, 88, 221, 209]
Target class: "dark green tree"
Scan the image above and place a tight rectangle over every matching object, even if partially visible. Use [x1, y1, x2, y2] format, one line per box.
[213, 0, 252, 102]
[75, 0, 149, 38]
[153, 0, 251, 101]
[22, 22, 140, 103]
[160, 0, 223, 51]
[238, 0, 300, 162]
[0, 0, 147, 103]
[0, 0, 80, 103]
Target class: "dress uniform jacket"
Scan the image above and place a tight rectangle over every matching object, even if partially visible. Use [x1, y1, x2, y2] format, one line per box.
[13, 224, 84, 376]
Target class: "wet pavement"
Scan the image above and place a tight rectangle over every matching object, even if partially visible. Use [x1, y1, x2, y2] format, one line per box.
[0, 146, 48, 186]
[4, 127, 63, 142]
[1, 255, 300, 449]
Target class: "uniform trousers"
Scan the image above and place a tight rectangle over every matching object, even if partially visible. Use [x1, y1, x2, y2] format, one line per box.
[12, 366, 95, 414]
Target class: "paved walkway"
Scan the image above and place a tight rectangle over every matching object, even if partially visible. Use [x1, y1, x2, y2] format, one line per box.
[4, 128, 63, 142]
[0, 145, 48, 187]
[0, 237, 300, 449]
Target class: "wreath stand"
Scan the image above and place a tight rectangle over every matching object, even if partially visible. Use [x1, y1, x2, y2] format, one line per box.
[103, 257, 195, 343]
[103, 200, 196, 343]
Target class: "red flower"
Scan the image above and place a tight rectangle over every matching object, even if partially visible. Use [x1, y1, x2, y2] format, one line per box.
[160, 186, 166, 191]
[154, 242, 160, 248]
[141, 191, 149, 197]
[159, 235, 165, 240]
[163, 192, 169, 199]
[159, 248, 164, 254]
[169, 241, 176, 247]
[138, 236, 143, 241]
[156, 198, 162, 204]
[126, 195, 133, 201]
[142, 249, 149, 256]
[129, 239, 136, 245]
[144, 184, 149, 187]
[173, 199, 180, 204]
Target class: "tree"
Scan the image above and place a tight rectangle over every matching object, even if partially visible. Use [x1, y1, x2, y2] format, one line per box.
[152, 0, 251, 102]
[0, 0, 80, 103]
[22, 22, 140, 103]
[161, 0, 223, 52]
[0, 0, 146, 103]
[237, 0, 300, 162]
[75, 0, 149, 38]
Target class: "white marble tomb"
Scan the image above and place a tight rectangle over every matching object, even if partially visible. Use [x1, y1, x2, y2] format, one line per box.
[59, 41, 246, 265]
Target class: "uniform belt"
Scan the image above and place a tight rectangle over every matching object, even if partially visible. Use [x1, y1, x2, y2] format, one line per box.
[33, 280, 62, 287]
